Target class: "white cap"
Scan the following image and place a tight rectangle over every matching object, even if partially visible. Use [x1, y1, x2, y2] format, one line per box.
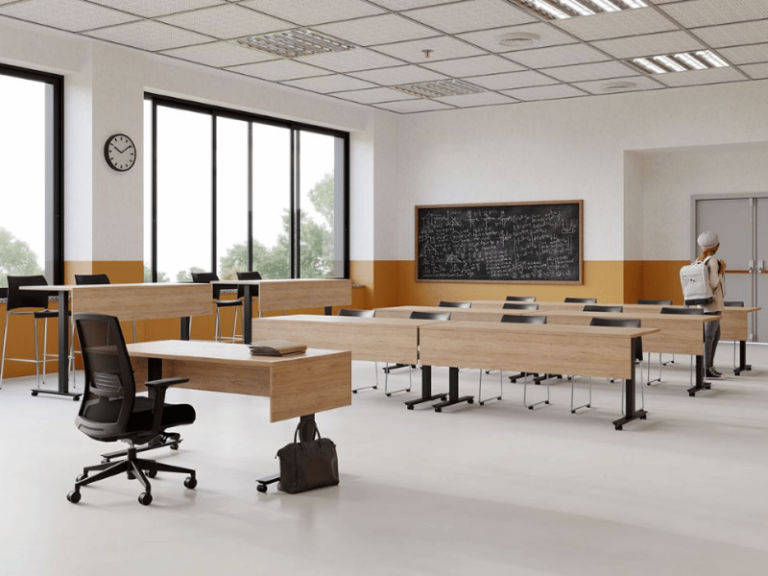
[697, 231, 719, 249]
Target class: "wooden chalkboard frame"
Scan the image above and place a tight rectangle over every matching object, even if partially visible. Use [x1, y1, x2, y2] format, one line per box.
[415, 200, 583, 285]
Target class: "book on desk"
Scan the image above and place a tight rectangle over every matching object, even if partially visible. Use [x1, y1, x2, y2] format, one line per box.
[249, 340, 307, 357]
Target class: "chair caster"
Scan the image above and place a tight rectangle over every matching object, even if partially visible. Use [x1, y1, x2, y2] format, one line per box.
[352, 390, 358, 394]
[170, 443, 179, 451]
[31, 390, 38, 397]
[528, 406, 534, 410]
[640, 414, 647, 420]
[440, 395, 447, 401]
[407, 405, 414, 410]
[386, 393, 392, 397]
[479, 401, 485, 406]
[138, 492, 153, 506]
[688, 391, 696, 397]
[146, 468, 158, 479]
[67, 490, 81, 504]
[184, 476, 197, 489]
[468, 399, 474, 404]
[571, 409, 576, 414]
[614, 425, 623, 431]
[435, 407, 442, 413]
[373, 386, 378, 390]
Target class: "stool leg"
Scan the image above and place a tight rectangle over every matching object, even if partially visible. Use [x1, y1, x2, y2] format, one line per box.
[215, 308, 221, 342]
[34, 316, 41, 387]
[0, 312, 10, 387]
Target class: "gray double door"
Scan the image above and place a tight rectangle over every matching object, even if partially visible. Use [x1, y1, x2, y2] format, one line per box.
[695, 196, 768, 342]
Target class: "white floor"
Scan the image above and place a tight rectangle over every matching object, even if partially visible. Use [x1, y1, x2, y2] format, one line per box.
[2, 345, 768, 575]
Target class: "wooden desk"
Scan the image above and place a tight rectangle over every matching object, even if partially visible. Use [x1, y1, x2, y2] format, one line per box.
[419, 321, 658, 430]
[374, 305, 505, 322]
[127, 340, 351, 423]
[21, 283, 212, 400]
[212, 278, 352, 344]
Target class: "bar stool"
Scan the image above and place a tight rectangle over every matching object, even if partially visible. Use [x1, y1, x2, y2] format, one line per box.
[191, 272, 242, 342]
[1, 275, 62, 388]
[234, 270, 262, 339]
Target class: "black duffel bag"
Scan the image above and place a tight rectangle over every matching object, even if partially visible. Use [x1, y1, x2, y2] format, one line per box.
[276, 423, 339, 494]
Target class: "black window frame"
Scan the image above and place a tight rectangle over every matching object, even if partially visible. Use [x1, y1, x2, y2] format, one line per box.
[144, 93, 350, 282]
[0, 62, 64, 298]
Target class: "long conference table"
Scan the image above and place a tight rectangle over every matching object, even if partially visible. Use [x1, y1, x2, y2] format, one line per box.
[375, 305, 718, 396]
[250, 314, 658, 430]
[21, 283, 212, 400]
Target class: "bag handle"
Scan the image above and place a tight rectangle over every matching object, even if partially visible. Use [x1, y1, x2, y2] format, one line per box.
[293, 421, 322, 444]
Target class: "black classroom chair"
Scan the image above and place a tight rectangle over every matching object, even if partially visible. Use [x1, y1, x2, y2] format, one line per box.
[506, 296, 536, 302]
[583, 304, 623, 313]
[564, 297, 597, 303]
[438, 301, 471, 308]
[191, 271, 242, 342]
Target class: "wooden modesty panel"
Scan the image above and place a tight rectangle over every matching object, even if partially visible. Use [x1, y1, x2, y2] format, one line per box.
[251, 315, 420, 364]
[258, 279, 351, 313]
[374, 306, 504, 323]
[71, 283, 212, 321]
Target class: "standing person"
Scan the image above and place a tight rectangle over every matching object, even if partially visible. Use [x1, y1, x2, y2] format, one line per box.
[696, 231, 726, 379]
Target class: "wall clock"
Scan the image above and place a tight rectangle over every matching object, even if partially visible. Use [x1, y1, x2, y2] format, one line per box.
[104, 133, 136, 172]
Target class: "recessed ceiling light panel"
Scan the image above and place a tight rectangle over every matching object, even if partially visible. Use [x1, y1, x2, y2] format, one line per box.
[509, 0, 647, 20]
[392, 79, 486, 99]
[233, 29, 354, 59]
[628, 49, 730, 74]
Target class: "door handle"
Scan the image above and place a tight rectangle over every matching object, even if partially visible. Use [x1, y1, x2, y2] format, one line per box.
[748, 259, 754, 273]
[759, 260, 765, 273]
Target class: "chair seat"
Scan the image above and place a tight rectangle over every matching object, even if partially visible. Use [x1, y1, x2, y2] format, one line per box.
[129, 396, 196, 433]
[214, 300, 243, 308]
[33, 309, 64, 319]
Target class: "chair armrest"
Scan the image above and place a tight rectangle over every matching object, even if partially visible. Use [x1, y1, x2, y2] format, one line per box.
[145, 377, 190, 389]
[144, 378, 190, 433]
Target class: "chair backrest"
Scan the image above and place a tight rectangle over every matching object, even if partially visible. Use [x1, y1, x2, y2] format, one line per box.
[637, 299, 672, 305]
[6, 275, 50, 311]
[589, 317, 642, 360]
[502, 302, 539, 310]
[74, 314, 136, 441]
[660, 307, 704, 315]
[438, 301, 471, 308]
[724, 301, 745, 307]
[235, 270, 262, 298]
[191, 271, 227, 299]
[338, 308, 375, 318]
[505, 296, 536, 302]
[564, 297, 597, 303]
[75, 273, 111, 285]
[501, 314, 546, 324]
[583, 304, 623, 313]
[409, 311, 451, 321]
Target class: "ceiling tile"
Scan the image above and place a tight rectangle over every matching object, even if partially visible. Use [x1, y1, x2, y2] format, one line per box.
[422, 55, 525, 77]
[314, 14, 437, 46]
[659, 0, 768, 28]
[331, 87, 418, 104]
[84, 20, 214, 51]
[0, 0, 139, 32]
[240, 0, 385, 26]
[544, 60, 640, 82]
[719, 43, 768, 65]
[228, 59, 332, 81]
[282, 75, 377, 93]
[296, 48, 403, 73]
[553, 8, 679, 41]
[85, 0, 225, 18]
[740, 63, 768, 80]
[501, 84, 588, 101]
[653, 66, 747, 87]
[350, 65, 447, 85]
[692, 21, 768, 48]
[374, 99, 453, 113]
[505, 44, 609, 69]
[158, 4, 290, 39]
[591, 31, 705, 59]
[159, 41, 277, 67]
[404, 0, 536, 34]
[468, 70, 558, 90]
[572, 75, 665, 95]
[371, 36, 485, 63]
[649, 0, 686, 3]
[434, 92, 518, 107]
[459, 23, 576, 53]
[366, 0, 457, 10]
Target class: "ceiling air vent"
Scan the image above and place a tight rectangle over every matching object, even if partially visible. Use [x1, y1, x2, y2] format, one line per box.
[233, 29, 354, 59]
[392, 79, 486, 99]
[602, 81, 637, 92]
[497, 32, 541, 47]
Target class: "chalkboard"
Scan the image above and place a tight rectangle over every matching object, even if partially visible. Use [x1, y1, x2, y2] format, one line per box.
[416, 201, 582, 284]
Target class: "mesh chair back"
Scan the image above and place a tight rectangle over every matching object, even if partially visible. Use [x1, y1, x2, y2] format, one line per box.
[338, 309, 375, 318]
[505, 296, 536, 302]
[501, 314, 546, 324]
[409, 311, 451, 321]
[74, 314, 135, 440]
[6, 275, 50, 310]
[584, 304, 623, 313]
[438, 301, 471, 308]
[502, 302, 539, 310]
[660, 307, 704, 315]
[589, 317, 643, 360]
[564, 297, 597, 303]
[75, 274, 111, 285]
[637, 299, 672, 305]
[236, 271, 262, 299]
[724, 301, 745, 307]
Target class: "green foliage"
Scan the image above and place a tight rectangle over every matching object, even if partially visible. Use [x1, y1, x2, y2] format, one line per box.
[176, 266, 205, 283]
[143, 263, 169, 283]
[0, 227, 43, 288]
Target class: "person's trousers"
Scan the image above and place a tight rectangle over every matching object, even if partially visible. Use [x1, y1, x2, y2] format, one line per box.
[704, 313, 721, 369]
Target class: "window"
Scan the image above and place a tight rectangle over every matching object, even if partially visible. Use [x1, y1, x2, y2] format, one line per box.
[0, 64, 63, 297]
[144, 95, 349, 282]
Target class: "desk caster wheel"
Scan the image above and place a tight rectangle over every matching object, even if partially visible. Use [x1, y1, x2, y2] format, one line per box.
[257, 483, 267, 493]
[407, 405, 414, 410]
[67, 490, 81, 504]
[468, 399, 474, 404]
[138, 492, 153, 506]
[479, 401, 485, 406]
[615, 425, 623, 431]
[184, 476, 197, 489]
[385, 393, 392, 397]
[435, 407, 442, 413]
[528, 406, 534, 410]
[688, 391, 696, 397]
[440, 395, 447, 401]
[31, 390, 38, 397]
[353, 390, 358, 394]
[640, 414, 647, 420]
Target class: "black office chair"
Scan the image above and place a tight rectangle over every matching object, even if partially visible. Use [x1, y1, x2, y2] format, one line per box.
[384, 311, 451, 396]
[506, 296, 536, 302]
[438, 301, 471, 308]
[564, 297, 597, 303]
[67, 314, 197, 506]
[1, 275, 68, 390]
[502, 302, 539, 310]
[571, 317, 644, 415]
[647, 307, 704, 386]
[583, 304, 623, 313]
[338, 308, 377, 393]
[191, 271, 242, 342]
[478, 314, 550, 408]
